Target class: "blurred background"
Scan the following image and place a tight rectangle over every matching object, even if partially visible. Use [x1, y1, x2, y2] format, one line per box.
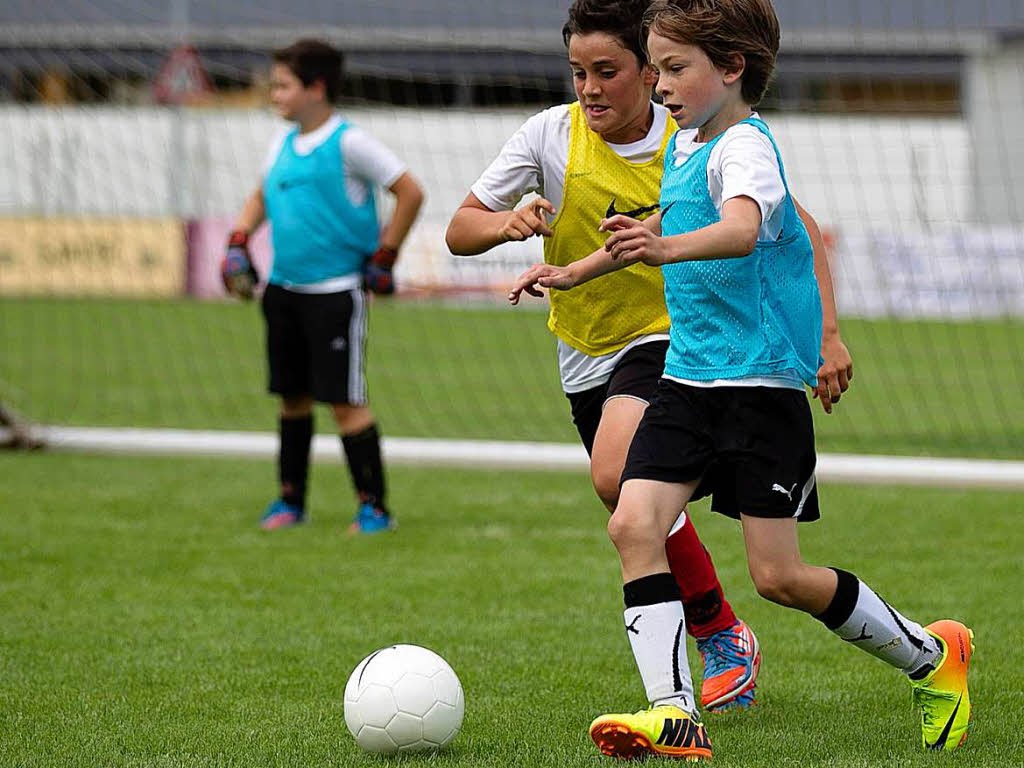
[1, 0, 1022, 460]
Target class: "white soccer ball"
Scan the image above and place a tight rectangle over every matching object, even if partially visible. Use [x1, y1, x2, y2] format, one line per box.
[344, 644, 464, 754]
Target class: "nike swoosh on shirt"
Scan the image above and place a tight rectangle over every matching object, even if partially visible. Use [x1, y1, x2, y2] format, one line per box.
[926, 692, 962, 750]
[606, 199, 660, 219]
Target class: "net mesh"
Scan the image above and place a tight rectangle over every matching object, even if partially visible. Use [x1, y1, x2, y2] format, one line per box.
[1, 0, 1022, 457]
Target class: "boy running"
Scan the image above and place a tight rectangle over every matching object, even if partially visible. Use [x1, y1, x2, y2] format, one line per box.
[223, 39, 424, 533]
[449, 0, 849, 712]
[511, 0, 973, 759]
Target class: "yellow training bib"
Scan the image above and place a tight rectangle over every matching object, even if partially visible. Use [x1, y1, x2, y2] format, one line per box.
[544, 102, 674, 356]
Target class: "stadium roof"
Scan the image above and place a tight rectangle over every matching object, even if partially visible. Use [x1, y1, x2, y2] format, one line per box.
[1, 0, 1023, 54]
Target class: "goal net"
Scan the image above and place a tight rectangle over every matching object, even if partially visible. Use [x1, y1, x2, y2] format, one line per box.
[1, 0, 1022, 460]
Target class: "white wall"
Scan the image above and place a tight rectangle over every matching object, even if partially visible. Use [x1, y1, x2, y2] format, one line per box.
[1, 106, 1020, 316]
[967, 39, 1024, 226]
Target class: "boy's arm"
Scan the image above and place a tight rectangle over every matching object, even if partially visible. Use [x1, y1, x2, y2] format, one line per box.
[379, 171, 424, 252]
[362, 171, 424, 295]
[446, 192, 554, 256]
[233, 188, 266, 235]
[794, 198, 854, 413]
[602, 198, 761, 266]
[508, 212, 662, 304]
[222, 188, 266, 300]
[447, 110, 554, 256]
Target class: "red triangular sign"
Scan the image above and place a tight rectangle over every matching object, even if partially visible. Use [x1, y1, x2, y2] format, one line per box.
[154, 45, 213, 105]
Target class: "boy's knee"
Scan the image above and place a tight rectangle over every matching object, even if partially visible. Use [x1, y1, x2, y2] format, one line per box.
[332, 404, 374, 433]
[591, 466, 620, 511]
[749, 563, 801, 607]
[281, 396, 313, 418]
[607, 504, 656, 550]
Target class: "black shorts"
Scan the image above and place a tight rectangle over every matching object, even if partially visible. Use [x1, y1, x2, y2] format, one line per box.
[621, 379, 820, 522]
[261, 283, 368, 405]
[566, 340, 669, 456]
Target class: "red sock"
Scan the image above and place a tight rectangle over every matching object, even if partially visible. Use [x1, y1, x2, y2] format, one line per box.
[665, 513, 737, 639]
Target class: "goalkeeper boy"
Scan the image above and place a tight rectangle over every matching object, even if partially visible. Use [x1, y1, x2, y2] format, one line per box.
[224, 39, 424, 533]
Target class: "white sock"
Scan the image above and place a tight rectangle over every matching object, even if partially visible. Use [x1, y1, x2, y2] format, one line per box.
[623, 600, 696, 713]
[827, 571, 942, 676]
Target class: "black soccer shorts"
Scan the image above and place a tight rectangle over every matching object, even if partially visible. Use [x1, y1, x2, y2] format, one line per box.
[621, 378, 820, 522]
[261, 283, 368, 405]
[566, 339, 669, 456]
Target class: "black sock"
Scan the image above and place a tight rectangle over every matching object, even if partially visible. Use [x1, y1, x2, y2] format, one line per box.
[623, 572, 682, 608]
[341, 423, 386, 510]
[279, 414, 313, 510]
[814, 567, 860, 630]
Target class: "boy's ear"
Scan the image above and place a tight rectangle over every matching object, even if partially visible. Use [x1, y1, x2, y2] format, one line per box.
[309, 77, 328, 101]
[643, 63, 658, 87]
[721, 53, 746, 86]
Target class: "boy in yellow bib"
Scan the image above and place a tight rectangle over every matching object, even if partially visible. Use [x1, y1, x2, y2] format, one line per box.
[447, 0, 851, 712]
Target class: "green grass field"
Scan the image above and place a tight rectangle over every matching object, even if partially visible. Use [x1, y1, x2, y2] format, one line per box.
[2, 297, 1022, 457]
[2, 451, 1021, 767]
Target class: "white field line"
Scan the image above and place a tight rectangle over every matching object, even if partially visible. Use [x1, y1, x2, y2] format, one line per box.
[4, 425, 1024, 490]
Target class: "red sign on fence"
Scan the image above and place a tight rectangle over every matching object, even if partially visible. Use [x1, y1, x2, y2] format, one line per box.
[154, 45, 213, 105]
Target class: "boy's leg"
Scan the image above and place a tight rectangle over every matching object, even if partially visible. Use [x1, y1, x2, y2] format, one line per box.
[593, 396, 754, 710]
[334, 404, 392, 533]
[261, 284, 312, 529]
[590, 477, 711, 760]
[303, 287, 391, 533]
[741, 515, 974, 750]
[262, 395, 314, 529]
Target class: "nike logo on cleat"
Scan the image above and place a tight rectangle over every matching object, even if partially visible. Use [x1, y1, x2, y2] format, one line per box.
[656, 718, 711, 750]
[927, 692, 962, 750]
[606, 199, 660, 220]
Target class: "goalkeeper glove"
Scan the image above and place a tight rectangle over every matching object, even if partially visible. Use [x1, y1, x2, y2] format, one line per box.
[363, 246, 398, 295]
[221, 231, 260, 300]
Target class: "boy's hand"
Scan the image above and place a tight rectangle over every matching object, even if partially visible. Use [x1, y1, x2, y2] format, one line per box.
[499, 198, 556, 243]
[364, 246, 398, 295]
[813, 333, 853, 413]
[600, 215, 668, 266]
[508, 263, 576, 305]
[221, 231, 259, 300]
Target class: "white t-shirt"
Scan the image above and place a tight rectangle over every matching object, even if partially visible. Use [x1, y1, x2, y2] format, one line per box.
[263, 113, 407, 208]
[669, 113, 787, 243]
[663, 113, 803, 391]
[471, 102, 672, 394]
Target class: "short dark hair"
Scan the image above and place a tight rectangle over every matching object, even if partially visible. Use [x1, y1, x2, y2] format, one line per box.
[272, 39, 344, 102]
[562, 0, 652, 67]
[643, 0, 779, 105]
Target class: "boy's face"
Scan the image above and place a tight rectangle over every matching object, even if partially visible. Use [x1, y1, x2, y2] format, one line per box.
[568, 32, 656, 141]
[648, 31, 733, 131]
[269, 62, 322, 122]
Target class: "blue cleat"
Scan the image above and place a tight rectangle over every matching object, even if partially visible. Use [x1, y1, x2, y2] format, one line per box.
[697, 620, 761, 711]
[260, 498, 305, 530]
[348, 502, 396, 534]
[707, 687, 756, 713]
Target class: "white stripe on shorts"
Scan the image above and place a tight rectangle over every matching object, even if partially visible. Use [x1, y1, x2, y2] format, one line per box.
[793, 471, 817, 518]
[348, 288, 367, 405]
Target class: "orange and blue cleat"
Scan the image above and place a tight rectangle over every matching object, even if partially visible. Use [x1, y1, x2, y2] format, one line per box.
[590, 704, 712, 761]
[911, 619, 975, 751]
[260, 499, 304, 530]
[696, 619, 761, 711]
[348, 502, 396, 534]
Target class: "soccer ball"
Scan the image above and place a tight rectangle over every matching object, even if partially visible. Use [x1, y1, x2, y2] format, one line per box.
[344, 644, 464, 754]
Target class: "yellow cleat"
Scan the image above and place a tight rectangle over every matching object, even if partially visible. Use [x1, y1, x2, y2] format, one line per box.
[589, 704, 712, 761]
[911, 620, 975, 751]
